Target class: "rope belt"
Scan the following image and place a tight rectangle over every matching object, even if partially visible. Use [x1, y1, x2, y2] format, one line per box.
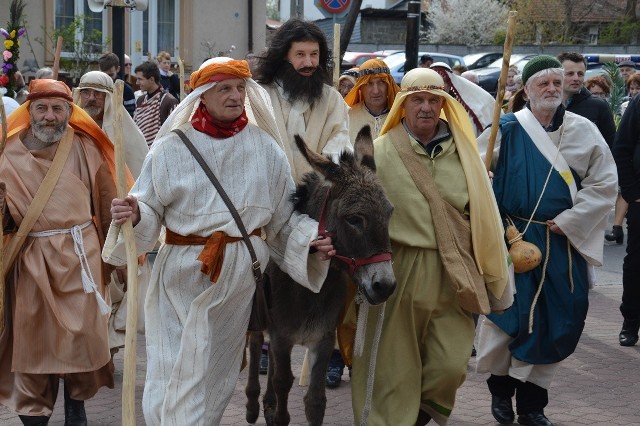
[511, 215, 574, 334]
[165, 228, 262, 283]
[28, 220, 111, 315]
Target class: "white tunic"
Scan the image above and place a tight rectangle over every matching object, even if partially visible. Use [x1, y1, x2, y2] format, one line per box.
[103, 122, 329, 425]
[262, 82, 352, 182]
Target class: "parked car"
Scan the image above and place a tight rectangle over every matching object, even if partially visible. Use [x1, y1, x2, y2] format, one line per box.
[463, 52, 503, 70]
[475, 53, 538, 96]
[341, 51, 387, 70]
[383, 51, 466, 84]
[582, 54, 640, 80]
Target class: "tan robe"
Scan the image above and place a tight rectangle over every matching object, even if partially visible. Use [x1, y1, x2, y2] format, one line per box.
[0, 129, 116, 416]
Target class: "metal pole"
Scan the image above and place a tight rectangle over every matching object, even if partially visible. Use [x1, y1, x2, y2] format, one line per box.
[112, 6, 126, 80]
[404, 1, 421, 74]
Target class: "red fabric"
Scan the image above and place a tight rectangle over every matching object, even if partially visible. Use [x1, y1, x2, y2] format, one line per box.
[190, 103, 248, 139]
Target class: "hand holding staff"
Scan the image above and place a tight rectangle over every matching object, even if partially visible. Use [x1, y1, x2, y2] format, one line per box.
[484, 11, 518, 171]
[112, 80, 139, 426]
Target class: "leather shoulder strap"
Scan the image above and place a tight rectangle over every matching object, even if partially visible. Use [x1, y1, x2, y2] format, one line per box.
[4, 127, 76, 275]
[172, 128, 262, 282]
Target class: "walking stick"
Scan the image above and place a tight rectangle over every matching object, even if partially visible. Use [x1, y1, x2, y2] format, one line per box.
[484, 11, 518, 171]
[0, 99, 7, 332]
[112, 80, 139, 426]
[176, 49, 185, 101]
[52, 36, 63, 80]
[333, 23, 341, 88]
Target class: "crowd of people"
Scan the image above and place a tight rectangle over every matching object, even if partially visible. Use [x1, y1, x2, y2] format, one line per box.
[0, 18, 635, 426]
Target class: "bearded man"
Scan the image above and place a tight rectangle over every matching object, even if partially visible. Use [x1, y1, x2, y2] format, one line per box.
[254, 18, 351, 182]
[476, 55, 617, 426]
[351, 68, 512, 426]
[103, 57, 335, 425]
[0, 79, 122, 426]
[74, 70, 150, 356]
[344, 58, 399, 141]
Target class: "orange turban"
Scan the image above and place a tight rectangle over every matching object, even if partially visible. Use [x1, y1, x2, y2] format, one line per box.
[26, 79, 74, 103]
[344, 58, 400, 108]
[5, 79, 133, 188]
[189, 59, 252, 90]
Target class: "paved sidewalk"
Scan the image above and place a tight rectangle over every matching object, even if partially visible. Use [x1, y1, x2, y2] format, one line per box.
[2, 244, 639, 425]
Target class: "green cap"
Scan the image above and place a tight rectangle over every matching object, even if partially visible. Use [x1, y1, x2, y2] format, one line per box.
[522, 55, 562, 85]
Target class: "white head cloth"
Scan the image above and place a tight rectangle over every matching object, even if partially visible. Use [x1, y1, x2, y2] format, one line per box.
[73, 71, 149, 178]
[156, 57, 285, 149]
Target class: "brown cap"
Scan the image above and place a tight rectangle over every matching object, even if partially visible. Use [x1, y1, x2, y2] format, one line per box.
[26, 79, 73, 103]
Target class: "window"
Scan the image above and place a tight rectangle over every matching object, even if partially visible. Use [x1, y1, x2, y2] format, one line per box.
[54, 0, 106, 55]
[141, 0, 180, 59]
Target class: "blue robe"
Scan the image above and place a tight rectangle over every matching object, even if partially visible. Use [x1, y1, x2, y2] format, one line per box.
[487, 114, 589, 365]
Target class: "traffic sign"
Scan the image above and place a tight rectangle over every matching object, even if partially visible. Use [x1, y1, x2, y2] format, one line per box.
[320, 0, 350, 14]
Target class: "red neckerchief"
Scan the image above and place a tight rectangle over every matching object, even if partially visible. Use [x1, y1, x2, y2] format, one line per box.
[190, 103, 248, 139]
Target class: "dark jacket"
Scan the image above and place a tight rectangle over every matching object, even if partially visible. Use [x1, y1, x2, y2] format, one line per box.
[566, 86, 616, 148]
[613, 95, 640, 203]
[159, 73, 181, 101]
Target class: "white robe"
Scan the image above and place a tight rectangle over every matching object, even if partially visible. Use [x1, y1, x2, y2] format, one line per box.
[102, 122, 329, 426]
[348, 102, 388, 142]
[475, 110, 617, 388]
[262, 82, 352, 182]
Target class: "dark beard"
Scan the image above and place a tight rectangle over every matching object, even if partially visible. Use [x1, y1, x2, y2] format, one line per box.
[276, 62, 327, 105]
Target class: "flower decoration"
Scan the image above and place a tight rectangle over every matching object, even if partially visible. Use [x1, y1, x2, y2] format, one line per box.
[1, 0, 27, 98]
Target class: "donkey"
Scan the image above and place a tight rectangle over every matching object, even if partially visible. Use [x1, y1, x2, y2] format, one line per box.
[245, 126, 396, 426]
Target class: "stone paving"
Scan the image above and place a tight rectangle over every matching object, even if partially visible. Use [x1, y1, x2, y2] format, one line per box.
[2, 244, 639, 425]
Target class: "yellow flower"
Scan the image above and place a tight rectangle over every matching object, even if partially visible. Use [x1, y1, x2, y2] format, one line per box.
[10, 30, 16, 39]
[4, 40, 13, 49]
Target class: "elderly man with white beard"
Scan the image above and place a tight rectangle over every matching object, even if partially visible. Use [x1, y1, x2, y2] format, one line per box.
[74, 70, 150, 357]
[0, 79, 121, 426]
[476, 55, 617, 426]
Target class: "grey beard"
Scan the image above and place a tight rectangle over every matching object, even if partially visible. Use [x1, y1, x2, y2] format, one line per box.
[31, 121, 67, 144]
[83, 105, 103, 121]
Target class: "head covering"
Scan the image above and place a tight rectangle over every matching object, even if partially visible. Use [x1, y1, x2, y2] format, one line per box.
[339, 67, 359, 86]
[6, 79, 132, 188]
[522, 55, 562, 85]
[26, 79, 73, 103]
[380, 67, 509, 299]
[430, 62, 496, 136]
[156, 57, 284, 148]
[618, 60, 636, 69]
[344, 59, 400, 108]
[73, 71, 149, 178]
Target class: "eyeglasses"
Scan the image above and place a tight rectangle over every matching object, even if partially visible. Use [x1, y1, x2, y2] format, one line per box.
[124, 63, 132, 66]
[80, 89, 107, 99]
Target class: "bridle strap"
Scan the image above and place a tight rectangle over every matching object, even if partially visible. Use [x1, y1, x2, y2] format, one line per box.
[316, 187, 391, 275]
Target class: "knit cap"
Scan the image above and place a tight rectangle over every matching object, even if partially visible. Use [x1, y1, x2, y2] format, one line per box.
[521, 55, 562, 85]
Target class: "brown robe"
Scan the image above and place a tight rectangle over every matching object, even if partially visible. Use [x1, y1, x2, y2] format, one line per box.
[0, 128, 116, 416]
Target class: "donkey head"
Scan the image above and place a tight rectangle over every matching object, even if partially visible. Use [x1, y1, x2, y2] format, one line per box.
[293, 126, 396, 305]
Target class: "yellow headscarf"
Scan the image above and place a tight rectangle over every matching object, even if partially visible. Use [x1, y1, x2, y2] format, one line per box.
[382, 68, 509, 299]
[344, 58, 400, 108]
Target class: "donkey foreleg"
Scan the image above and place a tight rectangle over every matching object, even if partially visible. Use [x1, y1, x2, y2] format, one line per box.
[245, 331, 264, 424]
[269, 338, 295, 426]
[303, 335, 335, 426]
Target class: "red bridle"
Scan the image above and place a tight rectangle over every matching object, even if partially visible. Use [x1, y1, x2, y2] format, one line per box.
[316, 188, 392, 275]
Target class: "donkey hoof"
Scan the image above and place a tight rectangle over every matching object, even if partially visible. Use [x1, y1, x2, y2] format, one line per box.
[246, 407, 259, 424]
[264, 406, 276, 426]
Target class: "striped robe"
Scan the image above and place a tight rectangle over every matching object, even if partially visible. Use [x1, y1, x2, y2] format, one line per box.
[102, 122, 329, 426]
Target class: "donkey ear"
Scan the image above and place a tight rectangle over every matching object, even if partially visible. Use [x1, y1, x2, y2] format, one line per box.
[294, 135, 342, 179]
[354, 125, 376, 172]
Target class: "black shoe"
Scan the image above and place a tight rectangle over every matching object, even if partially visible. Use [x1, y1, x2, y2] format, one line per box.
[64, 387, 87, 426]
[491, 395, 515, 424]
[605, 225, 624, 244]
[619, 319, 640, 347]
[416, 409, 432, 425]
[325, 350, 345, 388]
[517, 411, 553, 426]
[471, 345, 477, 357]
[19, 416, 50, 426]
[259, 350, 269, 375]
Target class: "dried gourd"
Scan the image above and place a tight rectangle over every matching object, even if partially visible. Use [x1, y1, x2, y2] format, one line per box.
[505, 225, 542, 273]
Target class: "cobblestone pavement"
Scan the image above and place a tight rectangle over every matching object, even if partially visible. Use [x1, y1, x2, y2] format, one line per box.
[2, 245, 639, 425]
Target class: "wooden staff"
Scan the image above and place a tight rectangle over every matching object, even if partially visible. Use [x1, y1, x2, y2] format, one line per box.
[176, 49, 185, 101]
[0, 99, 7, 332]
[333, 23, 340, 88]
[112, 80, 139, 426]
[484, 11, 518, 171]
[52, 36, 63, 80]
